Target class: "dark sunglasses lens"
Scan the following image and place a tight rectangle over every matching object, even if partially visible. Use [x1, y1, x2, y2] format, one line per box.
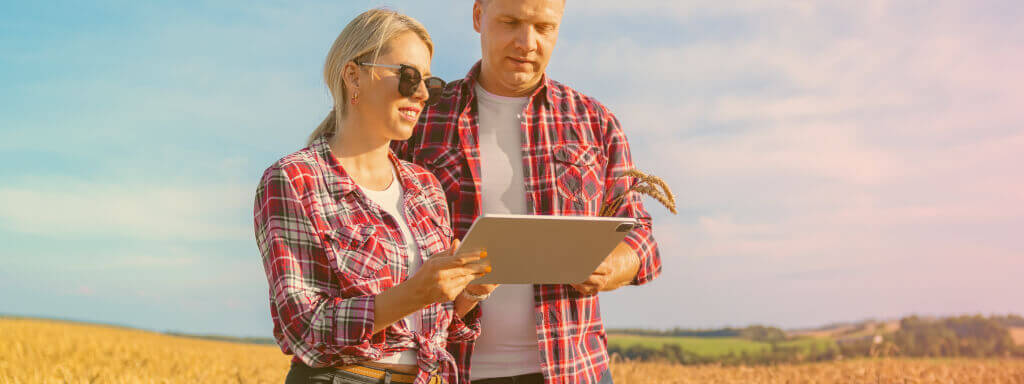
[398, 66, 421, 97]
[425, 77, 445, 105]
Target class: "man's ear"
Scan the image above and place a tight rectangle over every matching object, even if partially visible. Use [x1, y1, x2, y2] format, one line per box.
[472, 1, 483, 33]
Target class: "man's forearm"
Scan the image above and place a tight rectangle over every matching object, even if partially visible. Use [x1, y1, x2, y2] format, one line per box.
[602, 241, 641, 291]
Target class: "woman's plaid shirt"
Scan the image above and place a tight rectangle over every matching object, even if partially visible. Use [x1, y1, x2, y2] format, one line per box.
[393, 63, 663, 384]
[253, 136, 481, 384]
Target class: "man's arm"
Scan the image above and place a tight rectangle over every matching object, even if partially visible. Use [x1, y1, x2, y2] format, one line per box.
[572, 106, 662, 295]
[571, 242, 639, 295]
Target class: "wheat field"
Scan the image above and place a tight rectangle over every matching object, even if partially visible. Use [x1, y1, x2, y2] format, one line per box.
[3, 318, 1024, 384]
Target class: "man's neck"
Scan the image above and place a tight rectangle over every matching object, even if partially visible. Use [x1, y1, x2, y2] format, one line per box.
[476, 67, 542, 98]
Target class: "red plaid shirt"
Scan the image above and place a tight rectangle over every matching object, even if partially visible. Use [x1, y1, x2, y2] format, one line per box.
[254, 135, 481, 384]
[393, 63, 662, 384]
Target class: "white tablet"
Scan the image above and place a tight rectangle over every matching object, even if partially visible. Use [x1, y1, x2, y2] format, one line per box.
[455, 214, 637, 284]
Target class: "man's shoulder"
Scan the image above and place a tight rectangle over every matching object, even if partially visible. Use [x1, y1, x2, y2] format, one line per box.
[421, 79, 468, 121]
[546, 79, 614, 120]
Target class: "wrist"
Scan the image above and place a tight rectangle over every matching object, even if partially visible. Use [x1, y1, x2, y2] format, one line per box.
[395, 276, 431, 309]
[459, 289, 490, 302]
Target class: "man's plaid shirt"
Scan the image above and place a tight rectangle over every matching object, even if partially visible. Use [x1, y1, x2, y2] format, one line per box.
[393, 63, 662, 384]
[254, 135, 481, 384]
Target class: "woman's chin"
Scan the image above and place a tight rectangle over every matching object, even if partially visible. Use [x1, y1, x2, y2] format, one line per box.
[387, 125, 415, 141]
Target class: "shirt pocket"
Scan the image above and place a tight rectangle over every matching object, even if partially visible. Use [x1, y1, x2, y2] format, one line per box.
[552, 143, 606, 214]
[321, 225, 387, 282]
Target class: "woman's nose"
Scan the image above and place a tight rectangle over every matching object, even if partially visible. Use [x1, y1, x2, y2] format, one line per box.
[413, 78, 430, 102]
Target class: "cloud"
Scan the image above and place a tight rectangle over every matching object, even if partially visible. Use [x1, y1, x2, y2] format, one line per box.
[549, 0, 1024, 328]
[2, 1, 1021, 334]
[0, 178, 252, 241]
[73, 286, 94, 296]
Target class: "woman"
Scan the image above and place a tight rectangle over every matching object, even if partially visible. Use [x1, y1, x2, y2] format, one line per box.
[254, 9, 497, 384]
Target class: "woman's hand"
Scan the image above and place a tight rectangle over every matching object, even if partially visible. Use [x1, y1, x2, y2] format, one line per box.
[408, 239, 491, 306]
[454, 283, 499, 318]
[463, 283, 500, 298]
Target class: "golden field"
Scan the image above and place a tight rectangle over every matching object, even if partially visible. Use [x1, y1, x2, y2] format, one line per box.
[3, 318, 1024, 384]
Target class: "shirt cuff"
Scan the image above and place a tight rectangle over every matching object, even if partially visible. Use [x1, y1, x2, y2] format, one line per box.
[622, 227, 661, 286]
[446, 304, 482, 343]
[335, 295, 387, 360]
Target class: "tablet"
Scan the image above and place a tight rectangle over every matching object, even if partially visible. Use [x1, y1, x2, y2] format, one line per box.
[455, 214, 637, 284]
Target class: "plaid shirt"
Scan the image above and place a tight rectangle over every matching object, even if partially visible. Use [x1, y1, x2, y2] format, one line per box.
[254, 135, 481, 384]
[392, 63, 662, 384]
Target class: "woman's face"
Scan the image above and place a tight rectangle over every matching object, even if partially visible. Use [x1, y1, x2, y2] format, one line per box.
[351, 31, 432, 142]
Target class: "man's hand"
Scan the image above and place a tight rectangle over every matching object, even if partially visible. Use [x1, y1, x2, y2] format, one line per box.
[571, 242, 640, 296]
[571, 258, 613, 296]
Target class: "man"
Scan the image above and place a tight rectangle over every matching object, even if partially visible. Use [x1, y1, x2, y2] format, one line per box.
[393, 0, 661, 383]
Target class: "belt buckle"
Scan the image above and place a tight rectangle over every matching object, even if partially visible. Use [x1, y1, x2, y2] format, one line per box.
[426, 369, 442, 384]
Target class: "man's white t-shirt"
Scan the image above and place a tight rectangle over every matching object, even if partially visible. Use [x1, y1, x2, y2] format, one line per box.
[470, 84, 543, 380]
[358, 166, 422, 366]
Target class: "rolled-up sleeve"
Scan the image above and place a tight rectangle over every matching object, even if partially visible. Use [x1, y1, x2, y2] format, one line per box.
[601, 110, 663, 286]
[446, 304, 482, 343]
[254, 165, 384, 367]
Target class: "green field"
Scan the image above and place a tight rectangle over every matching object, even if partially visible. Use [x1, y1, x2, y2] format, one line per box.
[607, 334, 837, 357]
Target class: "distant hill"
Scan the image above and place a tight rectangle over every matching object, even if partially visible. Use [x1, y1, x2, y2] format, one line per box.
[609, 314, 1024, 365]
[787, 319, 901, 344]
[163, 332, 277, 345]
[0, 314, 277, 346]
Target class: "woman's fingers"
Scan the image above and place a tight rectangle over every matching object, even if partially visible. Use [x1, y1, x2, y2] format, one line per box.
[442, 263, 491, 278]
[433, 249, 486, 268]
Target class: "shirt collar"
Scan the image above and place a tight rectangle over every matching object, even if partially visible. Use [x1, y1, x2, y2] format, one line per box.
[460, 60, 554, 107]
[310, 135, 427, 200]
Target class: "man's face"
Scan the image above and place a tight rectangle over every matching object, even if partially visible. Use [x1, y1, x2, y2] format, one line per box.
[473, 0, 564, 97]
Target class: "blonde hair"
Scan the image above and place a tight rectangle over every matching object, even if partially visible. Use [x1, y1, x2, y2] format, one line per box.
[307, 8, 433, 145]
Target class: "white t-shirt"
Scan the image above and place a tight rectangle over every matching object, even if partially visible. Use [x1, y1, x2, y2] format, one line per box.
[470, 84, 543, 379]
[359, 166, 422, 366]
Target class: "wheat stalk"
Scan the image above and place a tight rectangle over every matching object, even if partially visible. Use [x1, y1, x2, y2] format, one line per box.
[600, 169, 677, 217]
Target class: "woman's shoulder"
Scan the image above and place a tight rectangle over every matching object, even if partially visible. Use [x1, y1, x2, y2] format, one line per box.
[258, 146, 323, 193]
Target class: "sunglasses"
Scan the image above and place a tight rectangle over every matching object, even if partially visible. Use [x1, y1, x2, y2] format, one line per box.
[358, 62, 446, 105]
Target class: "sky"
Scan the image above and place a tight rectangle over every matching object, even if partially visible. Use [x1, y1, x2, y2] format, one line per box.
[1, 1, 1022, 338]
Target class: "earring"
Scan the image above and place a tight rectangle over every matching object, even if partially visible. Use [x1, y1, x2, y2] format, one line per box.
[350, 90, 359, 105]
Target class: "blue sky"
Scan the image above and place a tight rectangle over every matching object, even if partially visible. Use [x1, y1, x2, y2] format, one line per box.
[1, 1, 1022, 337]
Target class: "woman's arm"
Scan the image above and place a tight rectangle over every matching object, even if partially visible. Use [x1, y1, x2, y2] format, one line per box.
[453, 283, 499, 318]
[256, 166, 492, 366]
[255, 165, 381, 368]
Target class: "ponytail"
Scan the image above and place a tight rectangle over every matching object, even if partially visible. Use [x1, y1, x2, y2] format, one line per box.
[307, 108, 338, 146]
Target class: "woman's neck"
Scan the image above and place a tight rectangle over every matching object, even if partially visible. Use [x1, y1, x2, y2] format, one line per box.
[329, 112, 395, 191]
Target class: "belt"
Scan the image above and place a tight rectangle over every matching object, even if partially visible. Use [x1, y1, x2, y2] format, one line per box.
[337, 364, 443, 384]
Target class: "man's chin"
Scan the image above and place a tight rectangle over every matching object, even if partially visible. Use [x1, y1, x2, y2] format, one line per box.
[504, 72, 541, 92]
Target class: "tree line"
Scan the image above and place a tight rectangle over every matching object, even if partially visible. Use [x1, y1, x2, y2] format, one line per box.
[608, 314, 1024, 365]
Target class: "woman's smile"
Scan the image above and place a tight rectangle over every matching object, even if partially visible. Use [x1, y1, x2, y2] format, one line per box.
[398, 106, 421, 122]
